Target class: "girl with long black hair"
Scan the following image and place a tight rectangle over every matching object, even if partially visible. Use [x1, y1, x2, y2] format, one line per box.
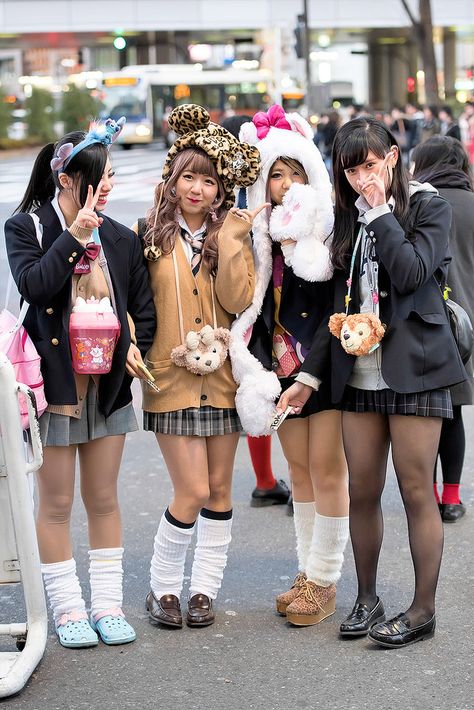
[280, 117, 466, 647]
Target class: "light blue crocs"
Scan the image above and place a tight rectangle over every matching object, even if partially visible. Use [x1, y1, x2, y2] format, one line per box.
[55, 611, 98, 649]
[90, 610, 136, 646]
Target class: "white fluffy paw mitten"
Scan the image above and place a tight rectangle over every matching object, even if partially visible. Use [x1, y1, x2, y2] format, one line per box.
[269, 183, 318, 243]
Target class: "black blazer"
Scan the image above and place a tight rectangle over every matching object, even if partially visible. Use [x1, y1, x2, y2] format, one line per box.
[248, 245, 333, 381]
[5, 199, 156, 416]
[303, 191, 467, 402]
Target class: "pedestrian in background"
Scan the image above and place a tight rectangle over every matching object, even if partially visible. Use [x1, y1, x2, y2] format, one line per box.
[221, 113, 291, 510]
[235, 105, 349, 628]
[5, 120, 156, 649]
[136, 104, 264, 629]
[438, 106, 461, 141]
[412, 135, 474, 523]
[420, 105, 441, 143]
[313, 117, 466, 648]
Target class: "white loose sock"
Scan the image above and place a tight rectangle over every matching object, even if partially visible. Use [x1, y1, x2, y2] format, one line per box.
[305, 513, 350, 587]
[189, 510, 233, 600]
[88, 547, 124, 619]
[41, 558, 86, 625]
[293, 501, 316, 572]
[150, 509, 195, 598]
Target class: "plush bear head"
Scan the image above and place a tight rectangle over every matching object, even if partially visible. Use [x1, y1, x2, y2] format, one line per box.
[171, 325, 231, 375]
[329, 312, 385, 356]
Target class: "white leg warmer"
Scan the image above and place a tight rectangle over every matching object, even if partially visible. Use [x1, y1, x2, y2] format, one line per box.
[150, 511, 195, 598]
[41, 558, 86, 625]
[88, 547, 124, 619]
[293, 501, 316, 572]
[305, 513, 350, 587]
[189, 512, 233, 600]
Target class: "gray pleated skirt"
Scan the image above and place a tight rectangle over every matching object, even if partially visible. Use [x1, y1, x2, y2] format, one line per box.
[39, 381, 138, 447]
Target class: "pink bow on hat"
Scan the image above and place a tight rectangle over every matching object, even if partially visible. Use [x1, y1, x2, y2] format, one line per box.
[253, 105, 292, 140]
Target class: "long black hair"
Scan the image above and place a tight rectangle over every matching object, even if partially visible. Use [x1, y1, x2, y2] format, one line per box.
[331, 117, 410, 269]
[412, 135, 473, 190]
[15, 131, 108, 214]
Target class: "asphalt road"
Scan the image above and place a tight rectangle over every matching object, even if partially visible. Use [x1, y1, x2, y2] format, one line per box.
[0, 146, 473, 710]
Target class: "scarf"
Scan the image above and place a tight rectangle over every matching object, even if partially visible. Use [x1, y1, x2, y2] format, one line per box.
[414, 167, 473, 192]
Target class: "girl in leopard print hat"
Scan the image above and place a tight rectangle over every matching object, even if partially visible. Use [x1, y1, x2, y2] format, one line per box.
[134, 104, 267, 630]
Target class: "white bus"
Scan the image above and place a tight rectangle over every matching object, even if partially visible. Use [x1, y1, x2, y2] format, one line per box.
[97, 64, 274, 147]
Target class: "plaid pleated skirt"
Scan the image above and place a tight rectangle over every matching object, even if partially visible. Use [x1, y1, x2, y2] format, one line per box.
[143, 406, 243, 436]
[39, 382, 138, 447]
[341, 386, 453, 419]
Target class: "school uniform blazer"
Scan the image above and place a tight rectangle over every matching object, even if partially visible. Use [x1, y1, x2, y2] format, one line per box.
[5, 199, 156, 417]
[248, 253, 333, 382]
[302, 191, 467, 402]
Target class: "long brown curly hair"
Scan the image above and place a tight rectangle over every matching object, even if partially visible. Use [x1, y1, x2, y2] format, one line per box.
[144, 147, 227, 273]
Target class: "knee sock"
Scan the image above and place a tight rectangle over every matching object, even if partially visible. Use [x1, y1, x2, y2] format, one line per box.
[41, 558, 86, 626]
[150, 508, 195, 598]
[442, 483, 461, 505]
[306, 513, 350, 587]
[247, 435, 276, 489]
[189, 508, 233, 600]
[88, 547, 124, 619]
[293, 501, 316, 572]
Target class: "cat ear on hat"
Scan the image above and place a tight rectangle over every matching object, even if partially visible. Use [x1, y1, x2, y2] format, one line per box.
[168, 104, 210, 136]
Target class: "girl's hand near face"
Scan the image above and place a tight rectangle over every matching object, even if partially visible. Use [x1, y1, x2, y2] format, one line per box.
[230, 202, 271, 225]
[74, 183, 104, 233]
[356, 151, 394, 208]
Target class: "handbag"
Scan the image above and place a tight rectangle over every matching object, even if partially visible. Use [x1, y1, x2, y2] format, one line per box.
[444, 296, 473, 364]
[0, 280, 47, 429]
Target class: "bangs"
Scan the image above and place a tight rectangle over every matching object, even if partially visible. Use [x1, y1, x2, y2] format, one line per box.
[172, 148, 219, 181]
[340, 127, 388, 169]
[277, 157, 308, 183]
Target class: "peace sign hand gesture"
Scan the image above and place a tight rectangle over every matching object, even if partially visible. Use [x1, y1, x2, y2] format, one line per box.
[357, 151, 395, 208]
[230, 202, 271, 225]
[74, 182, 104, 233]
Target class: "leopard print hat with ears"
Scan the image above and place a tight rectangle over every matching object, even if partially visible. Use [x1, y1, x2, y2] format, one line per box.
[162, 104, 261, 209]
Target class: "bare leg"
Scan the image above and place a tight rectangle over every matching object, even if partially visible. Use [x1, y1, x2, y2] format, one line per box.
[78, 434, 125, 550]
[277, 418, 312, 501]
[206, 433, 240, 511]
[308, 410, 348, 517]
[155, 433, 210, 523]
[389, 415, 443, 626]
[342, 412, 390, 606]
[35, 446, 77, 563]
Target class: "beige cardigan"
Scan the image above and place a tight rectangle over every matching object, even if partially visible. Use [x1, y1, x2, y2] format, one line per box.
[142, 211, 255, 413]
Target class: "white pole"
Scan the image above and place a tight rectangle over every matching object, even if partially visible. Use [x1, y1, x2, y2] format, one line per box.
[0, 353, 47, 699]
[273, 26, 282, 105]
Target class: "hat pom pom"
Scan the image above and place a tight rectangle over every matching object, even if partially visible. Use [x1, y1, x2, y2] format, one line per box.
[168, 104, 210, 136]
[239, 121, 258, 146]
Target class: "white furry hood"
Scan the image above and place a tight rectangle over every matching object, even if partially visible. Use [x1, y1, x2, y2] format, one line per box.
[229, 107, 335, 436]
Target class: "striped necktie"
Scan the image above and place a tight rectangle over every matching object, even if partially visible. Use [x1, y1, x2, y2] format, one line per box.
[181, 227, 206, 276]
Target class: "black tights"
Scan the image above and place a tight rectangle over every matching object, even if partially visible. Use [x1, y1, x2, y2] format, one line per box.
[435, 405, 465, 485]
[343, 412, 443, 626]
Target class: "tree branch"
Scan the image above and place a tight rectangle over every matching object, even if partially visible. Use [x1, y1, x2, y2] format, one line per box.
[400, 0, 419, 27]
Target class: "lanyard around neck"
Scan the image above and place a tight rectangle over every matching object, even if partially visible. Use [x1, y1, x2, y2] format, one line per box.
[344, 225, 364, 314]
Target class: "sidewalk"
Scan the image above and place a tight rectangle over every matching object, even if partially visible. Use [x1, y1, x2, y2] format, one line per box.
[1, 397, 473, 710]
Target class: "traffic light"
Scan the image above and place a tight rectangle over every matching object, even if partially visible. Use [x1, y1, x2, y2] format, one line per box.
[113, 36, 127, 51]
[294, 14, 305, 59]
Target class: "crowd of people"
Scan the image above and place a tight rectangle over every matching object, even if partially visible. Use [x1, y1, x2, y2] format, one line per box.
[4, 96, 472, 653]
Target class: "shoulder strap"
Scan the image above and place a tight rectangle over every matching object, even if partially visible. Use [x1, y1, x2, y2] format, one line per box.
[4, 212, 44, 320]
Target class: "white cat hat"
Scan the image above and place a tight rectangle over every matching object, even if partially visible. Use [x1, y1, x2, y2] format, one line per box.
[230, 105, 335, 436]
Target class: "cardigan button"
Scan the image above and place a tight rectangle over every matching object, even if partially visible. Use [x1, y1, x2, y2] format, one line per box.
[51, 338, 59, 346]
[46, 307, 54, 315]
[369, 231, 375, 237]
[200, 394, 207, 401]
[68, 257, 74, 263]
[72, 252, 77, 257]
[193, 288, 198, 296]
[300, 312, 309, 318]
[195, 317, 202, 324]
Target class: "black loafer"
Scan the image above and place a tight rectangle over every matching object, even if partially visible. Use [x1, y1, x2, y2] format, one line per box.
[146, 591, 182, 628]
[251, 479, 290, 507]
[442, 502, 466, 523]
[368, 612, 436, 648]
[339, 597, 385, 637]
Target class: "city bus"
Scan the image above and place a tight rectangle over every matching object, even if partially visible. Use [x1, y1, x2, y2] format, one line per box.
[98, 64, 274, 147]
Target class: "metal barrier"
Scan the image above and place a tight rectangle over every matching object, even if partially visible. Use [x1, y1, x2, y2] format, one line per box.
[0, 352, 47, 698]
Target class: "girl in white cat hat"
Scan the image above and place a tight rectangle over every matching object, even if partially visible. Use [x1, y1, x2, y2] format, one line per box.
[230, 105, 349, 626]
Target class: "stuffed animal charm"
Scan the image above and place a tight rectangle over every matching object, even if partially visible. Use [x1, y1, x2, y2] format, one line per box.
[171, 324, 231, 375]
[329, 312, 385, 356]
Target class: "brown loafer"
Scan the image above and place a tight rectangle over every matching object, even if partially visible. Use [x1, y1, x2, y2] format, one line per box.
[146, 591, 182, 628]
[186, 594, 215, 627]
